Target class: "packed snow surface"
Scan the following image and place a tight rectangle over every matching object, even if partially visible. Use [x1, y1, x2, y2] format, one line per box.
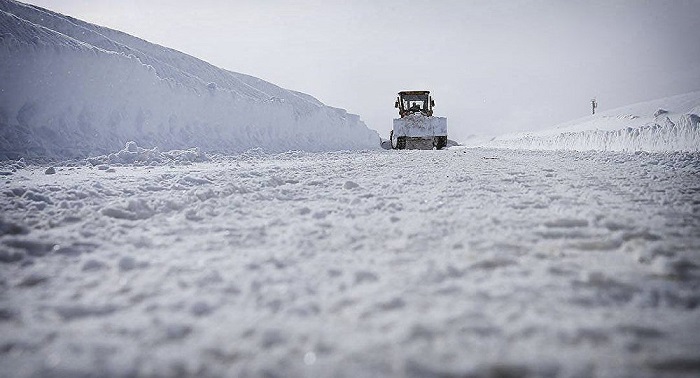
[2, 147, 699, 377]
[484, 91, 700, 152]
[0, 0, 379, 160]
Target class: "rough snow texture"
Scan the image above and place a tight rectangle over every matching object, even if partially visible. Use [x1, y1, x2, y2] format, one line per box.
[85, 141, 208, 166]
[485, 91, 700, 152]
[2, 148, 699, 377]
[0, 0, 379, 160]
[393, 113, 448, 137]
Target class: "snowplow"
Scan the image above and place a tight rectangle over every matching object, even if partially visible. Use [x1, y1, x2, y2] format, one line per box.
[390, 90, 448, 150]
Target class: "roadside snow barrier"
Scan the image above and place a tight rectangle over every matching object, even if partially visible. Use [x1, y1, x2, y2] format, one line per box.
[487, 97, 700, 152]
[0, 0, 379, 160]
[491, 117, 699, 152]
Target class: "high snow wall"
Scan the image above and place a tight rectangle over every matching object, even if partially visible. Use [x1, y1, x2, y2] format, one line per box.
[0, 0, 379, 160]
[485, 91, 700, 152]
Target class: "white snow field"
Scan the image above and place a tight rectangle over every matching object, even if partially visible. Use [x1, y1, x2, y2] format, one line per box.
[0, 0, 379, 160]
[1, 146, 699, 378]
[1, 1, 700, 377]
[483, 91, 700, 152]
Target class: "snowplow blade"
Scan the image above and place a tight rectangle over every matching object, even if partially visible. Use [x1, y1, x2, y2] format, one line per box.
[392, 114, 447, 150]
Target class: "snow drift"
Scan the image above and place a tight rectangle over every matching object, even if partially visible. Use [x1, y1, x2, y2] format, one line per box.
[0, 0, 379, 160]
[485, 91, 700, 152]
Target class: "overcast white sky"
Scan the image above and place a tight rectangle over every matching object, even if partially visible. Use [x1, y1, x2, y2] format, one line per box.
[23, 0, 700, 141]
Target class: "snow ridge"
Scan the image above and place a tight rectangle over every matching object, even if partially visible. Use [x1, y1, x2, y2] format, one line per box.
[486, 91, 700, 152]
[0, 0, 379, 159]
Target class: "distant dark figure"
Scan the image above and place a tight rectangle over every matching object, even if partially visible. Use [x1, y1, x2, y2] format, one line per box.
[591, 98, 598, 115]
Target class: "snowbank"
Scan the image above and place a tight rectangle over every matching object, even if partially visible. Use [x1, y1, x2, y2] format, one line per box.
[485, 91, 700, 152]
[0, 0, 379, 160]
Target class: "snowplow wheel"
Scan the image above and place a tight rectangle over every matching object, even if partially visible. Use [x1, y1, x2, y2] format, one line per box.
[435, 136, 447, 150]
[397, 137, 406, 149]
[390, 130, 397, 149]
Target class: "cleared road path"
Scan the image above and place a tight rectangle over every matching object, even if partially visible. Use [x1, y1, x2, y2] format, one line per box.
[1, 148, 699, 377]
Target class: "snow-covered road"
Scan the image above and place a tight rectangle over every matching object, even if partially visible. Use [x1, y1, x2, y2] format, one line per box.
[1, 148, 699, 377]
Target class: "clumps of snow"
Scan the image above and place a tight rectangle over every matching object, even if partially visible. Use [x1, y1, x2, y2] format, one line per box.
[54, 304, 119, 321]
[0, 218, 27, 236]
[0, 248, 24, 263]
[653, 108, 669, 117]
[17, 271, 50, 287]
[118, 255, 144, 271]
[86, 141, 208, 166]
[484, 91, 700, 152]
[101, 198, 155, 221]
[3, 238, 55, 257]
[190, 301, 215, 317]
[0, 158, 26, 176]
[1, 148, 699, 376]
[81, 259, 106, 272]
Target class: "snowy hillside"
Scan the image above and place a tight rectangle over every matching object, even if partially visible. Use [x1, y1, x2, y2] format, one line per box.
[485, 91, 700, 152]
[0, 0, 379, 160]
